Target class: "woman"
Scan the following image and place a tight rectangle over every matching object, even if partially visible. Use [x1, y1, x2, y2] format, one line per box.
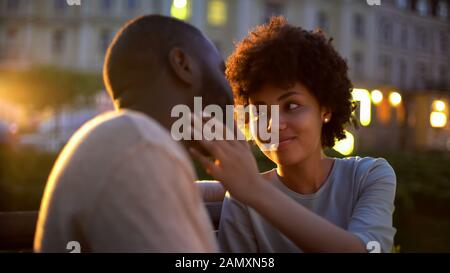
[190, 17, 396, 253]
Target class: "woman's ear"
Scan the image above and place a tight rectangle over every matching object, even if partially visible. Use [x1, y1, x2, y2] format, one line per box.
[168, 47, 197, 86]
[321, 107, 332, 124]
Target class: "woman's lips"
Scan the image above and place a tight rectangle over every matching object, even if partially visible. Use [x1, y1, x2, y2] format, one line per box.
[277, 136, 296, 150]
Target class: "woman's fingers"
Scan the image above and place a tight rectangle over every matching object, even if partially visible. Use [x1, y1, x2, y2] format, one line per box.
[189, 147, 219, 176]
[191, 115, 229, 158]
[193, 128, 226, 159]
[203, 117, 251, 153]
[191, 113, 251, 160]
[202, 116, 238, 150]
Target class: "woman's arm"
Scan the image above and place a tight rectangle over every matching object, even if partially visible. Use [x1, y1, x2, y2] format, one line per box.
[245, 176, 367, 253]
[189, 130, 367, 252]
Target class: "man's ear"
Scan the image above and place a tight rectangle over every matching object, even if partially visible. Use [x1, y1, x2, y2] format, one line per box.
[168, 47, 197, 86]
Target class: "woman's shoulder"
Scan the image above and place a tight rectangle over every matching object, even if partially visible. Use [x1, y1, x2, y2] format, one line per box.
[336, 156, 394, 173]
[334, 156, 396, 187]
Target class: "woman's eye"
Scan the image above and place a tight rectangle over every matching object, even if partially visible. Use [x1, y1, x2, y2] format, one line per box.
[287, 103, 300, 110]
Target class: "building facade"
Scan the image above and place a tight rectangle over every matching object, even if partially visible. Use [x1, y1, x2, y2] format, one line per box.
[1, 0, 449, 90]
[1, 0, 449, 151]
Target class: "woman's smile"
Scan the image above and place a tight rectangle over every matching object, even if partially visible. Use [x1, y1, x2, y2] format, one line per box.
[277, 136, 297, 150]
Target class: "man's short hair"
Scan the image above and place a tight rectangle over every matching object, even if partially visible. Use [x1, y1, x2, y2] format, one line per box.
[103, 15, 205, 104]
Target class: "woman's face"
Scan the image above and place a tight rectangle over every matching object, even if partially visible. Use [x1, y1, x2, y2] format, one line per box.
[248, 82, 330, 166]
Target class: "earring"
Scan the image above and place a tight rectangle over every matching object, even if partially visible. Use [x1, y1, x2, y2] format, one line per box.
[324, 118, 329, 123]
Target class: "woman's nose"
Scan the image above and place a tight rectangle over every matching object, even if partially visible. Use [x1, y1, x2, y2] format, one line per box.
[267, 115, 287, 132]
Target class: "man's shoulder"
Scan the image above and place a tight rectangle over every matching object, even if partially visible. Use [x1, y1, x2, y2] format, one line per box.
[119, 110, 192, 164]
[63, 110, 190, 168]
[79, 110, 164, 139]
[72, 110, 177, 148]
[117, 110, 175, 146]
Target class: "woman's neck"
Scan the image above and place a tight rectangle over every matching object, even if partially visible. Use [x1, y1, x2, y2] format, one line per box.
[276, 151, 334, 195]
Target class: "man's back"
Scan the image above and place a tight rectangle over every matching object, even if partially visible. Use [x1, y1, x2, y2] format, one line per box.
[34, 110, 217, 252]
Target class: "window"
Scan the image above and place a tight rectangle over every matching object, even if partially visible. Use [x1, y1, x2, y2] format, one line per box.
[379, 55, 392, 83]
[54, 0, 67, 12]
[399, 24, 408, 49]
[263, 1, 285, 24]
[353, 14, 365, 40]
[316, 11, 329, 33]
[7, 28, 19, 57]
[352, 52, 365, 80]
[99, 29, 112, 53]
[208, 0, 227, 27]
[398, 59, 407, 87]
[126, 0, 138, 10]
[379, 17, 393, 45]
[52, 30, 66, 54]
[440, 31, 448, 53]
[438, 1, 449, 19]
[416, 0, 429, 16]
[6, 0, 20, 11]
[439, 65, 448, 85]
[416, 62, 427, 88]
[395, 0, 409, 9]
[415, 27, 427, 51]
[6, 28, 18, 41]
[101, 0, 114, 11]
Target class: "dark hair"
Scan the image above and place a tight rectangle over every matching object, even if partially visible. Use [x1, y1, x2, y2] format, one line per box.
[226, 16, 356, 148]
[103, 15, 204, 105]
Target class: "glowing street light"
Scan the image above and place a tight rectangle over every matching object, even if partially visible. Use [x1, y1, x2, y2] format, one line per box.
[173, 0, 187, 8]
[430, 112, 447, 128]
[433, 100, 446, 112]
[352, 88, 371, 126]
[171, 0, 189, 20]
[371, 90, 383, 105]
[389, 92, 402, 107]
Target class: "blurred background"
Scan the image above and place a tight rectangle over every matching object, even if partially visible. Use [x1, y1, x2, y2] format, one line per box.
[0, 0, 449, 252]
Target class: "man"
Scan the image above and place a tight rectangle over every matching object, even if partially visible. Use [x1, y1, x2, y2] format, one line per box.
[34, 15, 232, 252]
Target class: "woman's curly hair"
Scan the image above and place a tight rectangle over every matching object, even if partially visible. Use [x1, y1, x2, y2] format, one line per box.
[226, 16, 357, 148]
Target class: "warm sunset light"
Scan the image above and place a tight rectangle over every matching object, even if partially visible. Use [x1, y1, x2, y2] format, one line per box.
[333, 130, 355, 156]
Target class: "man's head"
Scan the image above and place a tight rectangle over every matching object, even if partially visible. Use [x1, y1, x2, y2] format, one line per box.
[103, 15, 232, 129]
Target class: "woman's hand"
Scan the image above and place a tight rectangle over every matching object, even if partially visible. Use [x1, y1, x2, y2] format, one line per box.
[189, 115, 266, 205]
[189, 115, 367, 252]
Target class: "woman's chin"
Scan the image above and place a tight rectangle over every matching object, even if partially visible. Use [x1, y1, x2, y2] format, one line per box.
[260, 143, 306, 166]
[270, 150, 304, 166]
